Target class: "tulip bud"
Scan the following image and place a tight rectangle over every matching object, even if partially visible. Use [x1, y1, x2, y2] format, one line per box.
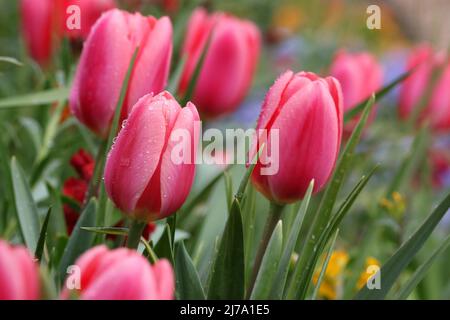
[104, 91, 200, 221]
[398, 45, 446, 124]
[62, 245, 174, 299]
[178, 8, 261, 119]
[20, 0, 65, 66]
[425, 62, 450, 132]
[330, 51, 383, 134]
[0, 240, 40, 300]
[251, 71, 343, 203]
[64, 0, 117, 39]
[69, 9, 173, 137]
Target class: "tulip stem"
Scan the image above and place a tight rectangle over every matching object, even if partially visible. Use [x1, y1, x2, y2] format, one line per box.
[247, 202, 284, 299]
[126, 220, 147, 249]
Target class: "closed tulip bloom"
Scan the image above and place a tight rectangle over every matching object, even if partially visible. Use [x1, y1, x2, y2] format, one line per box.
[20, 0, 64, 66]
[104, 91, 200, 221]
[251, 71, 343, 203]
[63, 246, 174, 300]
[0, 240, 40, 300]
[398, 45, 445, 120]
[69, 9, 173, 137]
[425, 62, 450, 131]
[330, 51, 383, 134]
[64, 0, 117, 39]
[179, 8, 261, 118]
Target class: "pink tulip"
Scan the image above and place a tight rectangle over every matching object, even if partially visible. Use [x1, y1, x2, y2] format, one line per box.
[398, 45, 445, 121]
[0, 240, 40, 300]
[62, 245, 174, 300]
[104, 91, 200, 221]
[64, 0, 117, 39]
[330, 51, 383, 134]
[178, 8, 261, 118]
[20, 0, 64, 66]
[424, 62, 450, 132]
[250, 71, 343, 203]
[69, 9, 173, 137]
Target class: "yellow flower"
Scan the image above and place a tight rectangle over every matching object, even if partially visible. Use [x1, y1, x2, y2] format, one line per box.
[313, 250, 349, 299]
[357, 257, 380, 290]
[380, 191, 406, 219]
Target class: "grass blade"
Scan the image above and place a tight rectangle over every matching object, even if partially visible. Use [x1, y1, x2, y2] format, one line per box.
[175, 241, 206, 300]
[58, 198, 97, 283]
[344, 70, 412, 122]
[207, 199, 245, 299]
[35, 208, 51, 261]
[250, 221, 283, 300]
[311, 228, 340, 300]
[269, 180, 314, 299]
[355, 191, 450, 300]
[396, 235, 450, 300]
[0, 88, 69, 109]
[10, 157, 40, 253]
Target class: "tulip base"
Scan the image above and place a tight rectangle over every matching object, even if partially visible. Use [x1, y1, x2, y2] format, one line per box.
[247, 202, 284, 298]
[126, 220, 147, 249]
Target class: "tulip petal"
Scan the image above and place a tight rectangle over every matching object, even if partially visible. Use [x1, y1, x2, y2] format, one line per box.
[123, 15, 173, 116]
[153, 259, 175, 300]
[267, 81, 340, 202]
[69, 9, 134, 137]
[104, 94, 167, 214]
[159, 102, 200, 217]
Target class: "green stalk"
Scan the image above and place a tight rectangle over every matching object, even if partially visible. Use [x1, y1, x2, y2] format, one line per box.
[246, 202, 284, 298]
[126, 220, 147, 249]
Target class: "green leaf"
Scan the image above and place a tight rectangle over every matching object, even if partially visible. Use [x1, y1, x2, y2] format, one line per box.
[224, 169, 233, 213]
[251, 221, 283, 300]
[286, 96, 375, 300]
[396, 234, 450, 300]
[46, 183, 67, 239]
[290, 166, 377, 299]
[58, 198, 97, 283]
[175, 241, 206, 300]
[355, 191, 450, 300]
[35, 208, 51, 262]
[385, 126, 428, 196]
[344, 70, 412, 122]
[0, 56, 23, 66]
[311, 228, 340, 300]
[208, 199, 245, 299]
[154, 224, 174, 263]
[10, 157, 40, 254]
[269, 180, 314, 299]
[0, 87, 69, 109]
[81, 226, 128, 236]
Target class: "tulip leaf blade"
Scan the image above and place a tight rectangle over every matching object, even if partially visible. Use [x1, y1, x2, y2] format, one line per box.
[207, 199, 245, 299]
[0, 56, 23, 66]
[344, 70, 412, 122]
[250, 220, 283, 300]
[10, 157, 40, 254]
[168, 55, 187, 95]
[311, 228, 340, 300]
[269, 180, 314, 299]
[355, 191, 450, 300]
[35, 207, 52, 262]
[80, 226, 128, 236]
[0, 87, 70, 109]
[175, 241, 206, 300]
[58, 198, 97, 284]
[154, 223, 174, 263]
[395, 234, 450, 300]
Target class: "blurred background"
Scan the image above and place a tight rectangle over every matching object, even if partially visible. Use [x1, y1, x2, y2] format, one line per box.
[0, 0, 449, 299]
